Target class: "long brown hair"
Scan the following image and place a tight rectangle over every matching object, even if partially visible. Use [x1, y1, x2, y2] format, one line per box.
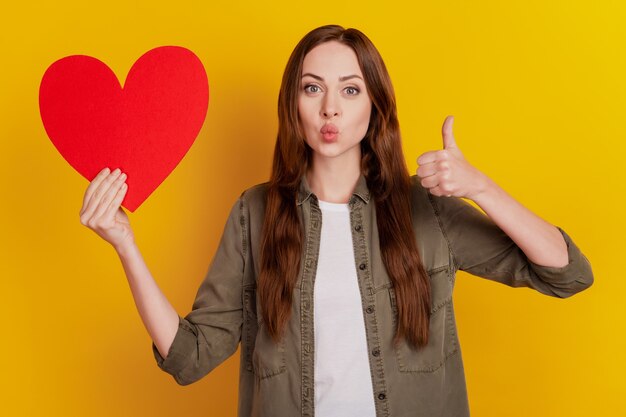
[259, 24, 431, 349]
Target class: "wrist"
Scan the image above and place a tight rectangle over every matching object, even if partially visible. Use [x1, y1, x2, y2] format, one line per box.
[467, 172, 498, 204]
[115, 239, 138, 259]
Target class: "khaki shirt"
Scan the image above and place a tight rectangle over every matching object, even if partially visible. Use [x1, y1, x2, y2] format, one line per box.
[152, 173, 594, 417]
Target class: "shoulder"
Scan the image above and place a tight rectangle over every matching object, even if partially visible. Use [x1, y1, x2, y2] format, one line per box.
[407, 175, 456, 268]
[408, 174, 436, 213]
[409, 173, 469, 210]
[236, 181, 269, 224]
[239, 181, 269, 205]
[408, 174, 472, 228]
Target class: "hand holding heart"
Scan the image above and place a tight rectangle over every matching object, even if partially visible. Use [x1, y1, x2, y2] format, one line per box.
[416, 116, 488, 200]
[79, 167, 135, 253]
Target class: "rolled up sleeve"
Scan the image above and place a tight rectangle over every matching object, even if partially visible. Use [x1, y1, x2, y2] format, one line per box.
[428, 192, 594, 298]
[151, 316, 200, 382]
[151, 196, 247, 385]
[526, 226, 594, 295]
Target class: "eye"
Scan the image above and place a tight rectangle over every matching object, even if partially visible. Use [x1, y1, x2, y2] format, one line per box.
[304, 84, 321, 94]
[344, 86, 360, 96]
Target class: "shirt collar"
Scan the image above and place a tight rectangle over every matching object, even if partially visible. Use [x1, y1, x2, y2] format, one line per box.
[296, 171, 371, 206]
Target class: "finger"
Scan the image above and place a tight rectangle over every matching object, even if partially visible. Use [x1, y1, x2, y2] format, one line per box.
[418, 158, 452, 180]
[429, 185, 446, 197]
[82, 169, 122, 221]
[431, 184, 454, 197]
[442, 115, 457, 150]
[416, 162, 438, 178]
[420, 174, 439, 190]
[418, 149, 451, 167]
[416, 150, 438, 165]
[81, 167, 110, 215]
[93, 172, 127, 220]
[103, 181, 128, 223]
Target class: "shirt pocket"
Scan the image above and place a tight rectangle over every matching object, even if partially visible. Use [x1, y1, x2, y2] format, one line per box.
[388, 266, 459, 373]
[243, 286, 287, 379]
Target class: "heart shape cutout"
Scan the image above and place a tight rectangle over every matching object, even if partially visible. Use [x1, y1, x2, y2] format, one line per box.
[39, 46, 209, 212]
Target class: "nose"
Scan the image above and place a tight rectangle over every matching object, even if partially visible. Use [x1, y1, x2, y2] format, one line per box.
[320, 92, 340, 119]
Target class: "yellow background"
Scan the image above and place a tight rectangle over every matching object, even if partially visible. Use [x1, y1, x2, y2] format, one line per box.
[1, 1, 624, 416]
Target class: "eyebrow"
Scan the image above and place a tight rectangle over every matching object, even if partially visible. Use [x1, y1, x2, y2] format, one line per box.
[301, 73, 363, 82]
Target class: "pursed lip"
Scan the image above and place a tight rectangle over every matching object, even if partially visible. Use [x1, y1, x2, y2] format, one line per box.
[320, 123, 339, 134]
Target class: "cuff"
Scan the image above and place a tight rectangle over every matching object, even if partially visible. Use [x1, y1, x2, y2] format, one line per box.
[527, 226, 594, 292]
[152, 315, 198, 376]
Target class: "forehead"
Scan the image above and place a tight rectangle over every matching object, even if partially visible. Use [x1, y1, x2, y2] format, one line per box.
[302, 41, 363, 77]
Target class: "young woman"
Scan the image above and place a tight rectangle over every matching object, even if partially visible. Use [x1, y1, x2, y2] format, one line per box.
[79, 25, 594, 417]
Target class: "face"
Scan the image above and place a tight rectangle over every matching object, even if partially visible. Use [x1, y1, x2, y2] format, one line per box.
[298, 41, 372, 166]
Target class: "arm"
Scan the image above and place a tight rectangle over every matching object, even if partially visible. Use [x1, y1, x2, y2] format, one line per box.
[425, 183, 594, 298]
[116, 242, 180, 360]
[470, 175, 568, 268]
[149, 196, 247, 385]
[416, 116, 593, 296]
[79, 168, 179, 362]
[79, 168, 245, 385]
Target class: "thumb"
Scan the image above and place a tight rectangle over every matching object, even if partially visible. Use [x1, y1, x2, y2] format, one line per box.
[442, 115, 457, 149]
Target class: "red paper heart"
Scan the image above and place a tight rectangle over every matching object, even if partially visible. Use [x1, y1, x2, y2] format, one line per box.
[39, 46, 209, 212]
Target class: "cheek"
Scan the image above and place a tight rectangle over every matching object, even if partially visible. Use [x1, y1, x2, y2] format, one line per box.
[298, 100, 314, 128]
[297, 98, 317, 143]
[356, 101, 372, 132]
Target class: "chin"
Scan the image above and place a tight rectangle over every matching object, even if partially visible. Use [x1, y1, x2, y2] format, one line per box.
[306, 138, 362, 161]
[314, 147, 356, 160]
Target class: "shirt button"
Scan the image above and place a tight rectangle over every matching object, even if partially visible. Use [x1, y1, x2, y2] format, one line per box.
[366, 306, 374, 314]
[372, 349, 380, 357]
[359, 263, 367, 270]
[355, 224, 362, 232]
[378, 392, 386, 401]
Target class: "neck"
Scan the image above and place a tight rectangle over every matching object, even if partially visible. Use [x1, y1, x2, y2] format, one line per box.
[306, 154, 361, 204]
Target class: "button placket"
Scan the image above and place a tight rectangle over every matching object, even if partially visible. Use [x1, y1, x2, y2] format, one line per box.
[300, 202, 322, 417]
[350, 200, 390, 416]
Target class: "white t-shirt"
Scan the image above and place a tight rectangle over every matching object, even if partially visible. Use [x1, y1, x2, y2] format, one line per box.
[313, 199, 377, 417]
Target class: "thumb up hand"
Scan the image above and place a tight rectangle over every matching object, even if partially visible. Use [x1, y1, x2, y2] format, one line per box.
[416, 115, 489, 200]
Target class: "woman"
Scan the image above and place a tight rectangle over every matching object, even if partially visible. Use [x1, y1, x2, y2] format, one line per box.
[79, 25, 593, 417]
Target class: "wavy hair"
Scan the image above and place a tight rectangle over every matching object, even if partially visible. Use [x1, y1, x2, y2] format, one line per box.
[258, 24, 432, 348]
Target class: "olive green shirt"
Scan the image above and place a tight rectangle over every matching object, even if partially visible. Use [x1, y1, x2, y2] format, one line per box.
[152, 173, 594, 417]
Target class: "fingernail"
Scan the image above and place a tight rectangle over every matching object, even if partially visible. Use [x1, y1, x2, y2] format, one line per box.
[103, 167, 110, 174]
[113, 168, 120, 175]
[120, 173, 127, 179]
